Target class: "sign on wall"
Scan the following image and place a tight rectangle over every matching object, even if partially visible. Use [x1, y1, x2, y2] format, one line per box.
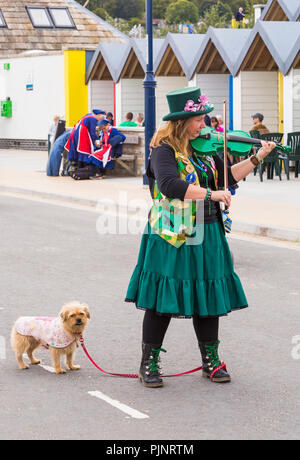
[26, 71, 34, 91]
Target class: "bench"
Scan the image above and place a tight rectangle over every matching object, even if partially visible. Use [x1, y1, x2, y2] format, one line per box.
[113, 135, 139, 176]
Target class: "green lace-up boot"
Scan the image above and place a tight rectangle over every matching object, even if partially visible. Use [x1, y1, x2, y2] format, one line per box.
[199, 340, 231, 383]
[139, 343, 166, 388]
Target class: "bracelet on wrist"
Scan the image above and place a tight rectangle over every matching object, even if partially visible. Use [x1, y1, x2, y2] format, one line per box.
[205, 187, 212, 201]
[256, 152, 263, 163]
[250, 153, 262, 166]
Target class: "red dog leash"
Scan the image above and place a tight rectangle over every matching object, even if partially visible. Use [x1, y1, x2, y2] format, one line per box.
[79, 337, 203, 379]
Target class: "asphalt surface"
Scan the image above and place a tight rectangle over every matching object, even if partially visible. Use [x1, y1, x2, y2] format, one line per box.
[1, 194, 300, 441]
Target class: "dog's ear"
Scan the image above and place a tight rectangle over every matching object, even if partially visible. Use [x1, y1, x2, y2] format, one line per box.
[59, 307, 69, 322]
[82, 305, 90, 319]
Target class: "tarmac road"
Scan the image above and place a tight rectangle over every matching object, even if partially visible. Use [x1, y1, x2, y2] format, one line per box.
[1, 194, 300, 441]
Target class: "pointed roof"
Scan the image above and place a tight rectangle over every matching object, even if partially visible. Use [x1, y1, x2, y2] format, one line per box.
[86, 41, 131, 83]
[190, 27, 251, 77]
[235, 21, 300, 75]
[0, 0, 125, 58]
[131, 37, 165, 73]
[155, 33, 205, 80]
[261, 0, 300, 21]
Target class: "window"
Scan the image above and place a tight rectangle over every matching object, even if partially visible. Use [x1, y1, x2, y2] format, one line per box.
[27, 7, 53, 28]
[48, 8, 75, 29]
[0, 9, 7, 28]
[26, 6, 76, 29]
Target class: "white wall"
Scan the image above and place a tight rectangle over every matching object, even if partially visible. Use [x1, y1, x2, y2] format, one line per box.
[233, 73, 242, 130]
[240, 71, 278, 132]
[89, 80, 114, 115]
[116, 78, 144, 126]
[156, 76, 188, 127]
[283, 70, 294, 140]
[194, 73, 229, 121]
[0, 53, 65, 140]
[293, 69, 300, 131]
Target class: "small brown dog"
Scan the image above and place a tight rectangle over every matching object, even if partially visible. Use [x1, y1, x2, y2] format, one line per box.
[10, 301, 90, 374]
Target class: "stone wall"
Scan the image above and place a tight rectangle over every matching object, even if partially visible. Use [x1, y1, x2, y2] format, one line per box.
[0, 138, 48, 151]
[105, 126, 145, 177]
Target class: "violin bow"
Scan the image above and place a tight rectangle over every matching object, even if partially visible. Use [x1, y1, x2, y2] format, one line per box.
[223, 100, 228, 197]
[221, 100, 233, 234]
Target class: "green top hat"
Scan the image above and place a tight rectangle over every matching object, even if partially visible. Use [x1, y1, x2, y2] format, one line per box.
[163, 87, 214, 122]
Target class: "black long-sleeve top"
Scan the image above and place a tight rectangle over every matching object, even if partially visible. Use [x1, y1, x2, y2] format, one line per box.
[235, 11, 245, 21]
[147, 143, 237, 224]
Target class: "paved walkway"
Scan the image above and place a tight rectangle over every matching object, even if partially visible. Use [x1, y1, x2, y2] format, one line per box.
[0, 149, 300, 242]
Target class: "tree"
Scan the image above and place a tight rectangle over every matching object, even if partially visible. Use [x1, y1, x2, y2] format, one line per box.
[198, 3, 227, 32]
[110, 0, 144, 20]
[76, 0, 144, 20]
[191, 0, 217, 16]
[93, 7, 107, 19]
[216, 1, 233, 22]
[166, 0, 199, 24]
[153, 0, 172, 19]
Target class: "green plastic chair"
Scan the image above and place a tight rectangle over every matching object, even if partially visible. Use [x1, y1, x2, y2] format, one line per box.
[258, 133, 283, 181]
[286, 132, 300, 179]
[248, 130, 262, 178]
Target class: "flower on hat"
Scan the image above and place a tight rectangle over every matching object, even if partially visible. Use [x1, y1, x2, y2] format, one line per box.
[199, 95, 209, 106]
[184, 94, 211, 113]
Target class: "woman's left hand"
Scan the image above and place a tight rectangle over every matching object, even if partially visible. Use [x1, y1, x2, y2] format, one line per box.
[257, 141, 277, 161]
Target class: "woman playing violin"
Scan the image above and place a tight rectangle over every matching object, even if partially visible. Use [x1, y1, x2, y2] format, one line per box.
[125, 87, 276, 388]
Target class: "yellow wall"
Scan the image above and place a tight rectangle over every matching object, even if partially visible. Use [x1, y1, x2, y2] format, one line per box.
[278, 72, 284, 133]
[64, 50, 88, 127]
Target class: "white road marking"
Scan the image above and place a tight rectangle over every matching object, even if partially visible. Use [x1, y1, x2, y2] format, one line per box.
[88, 390, 149, 420]
[0, 336, 6, 360]
[39, 364, 56, 373]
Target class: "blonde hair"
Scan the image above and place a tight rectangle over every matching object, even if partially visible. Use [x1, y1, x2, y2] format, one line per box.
[151, 119, 193, 157]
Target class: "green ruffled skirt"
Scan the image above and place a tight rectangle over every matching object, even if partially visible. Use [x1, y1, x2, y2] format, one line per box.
[125, 221, 248, 318]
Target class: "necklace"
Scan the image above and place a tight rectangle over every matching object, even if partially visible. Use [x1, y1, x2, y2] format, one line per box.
[188, 154, 218, 216]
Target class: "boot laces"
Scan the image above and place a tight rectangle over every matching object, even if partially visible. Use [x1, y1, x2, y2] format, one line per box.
[148, 348, 166, 373]
[205, 342, 221, 369]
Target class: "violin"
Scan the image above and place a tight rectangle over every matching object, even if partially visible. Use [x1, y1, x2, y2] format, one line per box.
[190, 127, 291, 157]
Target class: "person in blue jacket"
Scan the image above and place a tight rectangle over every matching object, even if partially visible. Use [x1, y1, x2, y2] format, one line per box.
[46, 129, 71, 176]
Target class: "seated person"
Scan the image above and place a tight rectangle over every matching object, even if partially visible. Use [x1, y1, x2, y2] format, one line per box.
[136, 113, 144, 127]
[119, 112, 138, 127]
[216, 115, 224, 131]
[72, 120, 126, 180]
[46, 129, 72, 176]
[106, 112, 114, 126]
[251, 113, 270, 135]
[65, 109, 106, 167]
[211, 116, 224, 133]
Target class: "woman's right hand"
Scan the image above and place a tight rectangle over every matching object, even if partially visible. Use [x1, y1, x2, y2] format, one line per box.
[211, 190, 231, 207]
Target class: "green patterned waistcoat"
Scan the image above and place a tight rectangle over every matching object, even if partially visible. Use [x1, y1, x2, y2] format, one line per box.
[148, 151, 200, 248]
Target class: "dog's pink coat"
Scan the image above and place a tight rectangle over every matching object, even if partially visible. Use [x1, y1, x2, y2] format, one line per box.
[14, 317, 76, 349]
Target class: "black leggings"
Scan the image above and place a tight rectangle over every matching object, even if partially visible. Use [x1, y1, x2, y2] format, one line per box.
[142, 309, 219, 346]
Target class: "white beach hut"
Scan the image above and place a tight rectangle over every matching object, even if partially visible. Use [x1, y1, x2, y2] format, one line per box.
[114, 37, 165, 126]
[234, 21, 300, 135]
[189, 27, 251, 128]
[154, 33, 205, 125]
[85, 41, 131, 119]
